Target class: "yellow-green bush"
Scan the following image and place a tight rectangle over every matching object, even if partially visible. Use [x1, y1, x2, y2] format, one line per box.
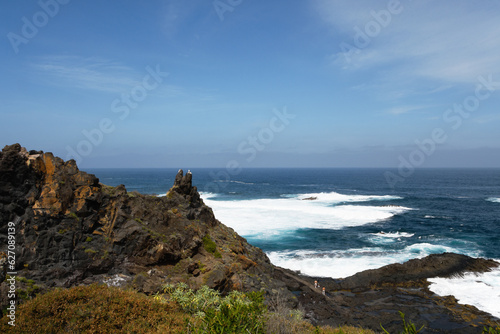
[484, 326, 500, 334]
[0, 284, 191, 333]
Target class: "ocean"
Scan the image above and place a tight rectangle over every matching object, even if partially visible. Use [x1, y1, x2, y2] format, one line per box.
[88, 167, 500, 318]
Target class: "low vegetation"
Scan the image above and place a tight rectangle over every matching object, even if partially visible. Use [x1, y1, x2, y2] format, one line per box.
[0, 284, 190, 333]
[202, 234, 222, 258]
[159, 282, 267, 333]
[484, 326, 500, 334]
[0, 283, 377, 333]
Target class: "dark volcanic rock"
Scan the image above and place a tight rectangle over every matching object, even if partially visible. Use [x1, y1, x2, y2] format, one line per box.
[275, 254, 500, 333]
[1, 144, 499, 333]
[0, 144, 283, 305]
[336, 253, 499, 291]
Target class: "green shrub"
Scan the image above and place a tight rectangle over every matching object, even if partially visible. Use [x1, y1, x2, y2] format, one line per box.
[15, 277, 30, 284]
[202, 235, 222, 258]
[202, 235, 216, 253]
[484, 326, 500, 334]
[161, 283, 266, 333]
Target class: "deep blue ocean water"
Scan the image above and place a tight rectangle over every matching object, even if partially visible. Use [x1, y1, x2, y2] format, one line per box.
[88, 168, 500, 317]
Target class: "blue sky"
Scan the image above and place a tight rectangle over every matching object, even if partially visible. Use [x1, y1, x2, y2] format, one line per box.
[1, 0, 500, 168]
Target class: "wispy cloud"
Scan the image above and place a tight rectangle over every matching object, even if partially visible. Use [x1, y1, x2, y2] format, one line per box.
[160, 0, 211, 40]
[473, 114, 500, 124]
[315, 0, 500, 85]
[30, 55, 143, 93]
[386, 105, 425, 115]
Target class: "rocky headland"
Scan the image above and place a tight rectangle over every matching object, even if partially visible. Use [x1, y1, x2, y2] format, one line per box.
[1, 144, 499, 333]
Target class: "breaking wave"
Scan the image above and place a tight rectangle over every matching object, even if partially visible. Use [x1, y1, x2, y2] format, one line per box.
[202, 191, 409, 238]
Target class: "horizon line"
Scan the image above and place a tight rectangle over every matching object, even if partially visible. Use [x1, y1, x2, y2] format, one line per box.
[85, 166, 500, 170]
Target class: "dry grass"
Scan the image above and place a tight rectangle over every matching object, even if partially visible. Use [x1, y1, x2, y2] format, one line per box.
[0, 284, 191, 333]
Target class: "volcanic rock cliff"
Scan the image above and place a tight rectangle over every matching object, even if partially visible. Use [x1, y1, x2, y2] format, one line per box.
[1, 143, 499, 333]
[0, 144, 286, 299]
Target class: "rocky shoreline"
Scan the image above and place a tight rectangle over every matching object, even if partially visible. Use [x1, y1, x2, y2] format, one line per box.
[274, 255, 499, 333]
[1, 144, 499, 333]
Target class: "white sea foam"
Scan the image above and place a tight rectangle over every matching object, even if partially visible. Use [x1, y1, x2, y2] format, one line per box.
[371, 231, 415, 238]
[216, 180, 255, 185]
[429, 266, 500, 318]
[203, 192, 409, 238]
[200, 192, 218, 198]
[267, 243, 465, 279]
[367, 231, 415, 244]
[202, 191, 500, 318]
[487, 197, 500, 203]
[297, 192, 402, 204]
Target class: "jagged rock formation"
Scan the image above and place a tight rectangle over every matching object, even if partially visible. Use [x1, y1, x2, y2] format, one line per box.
[1, 143, 499, 333]
[0, 144, 286, 302]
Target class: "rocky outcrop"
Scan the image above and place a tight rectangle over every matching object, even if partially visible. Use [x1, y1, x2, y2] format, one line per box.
[291, 254, 499, 333]
[1, 144, 499, 333]
[0, 144, 286, 305]
[336, 253, 499, 291]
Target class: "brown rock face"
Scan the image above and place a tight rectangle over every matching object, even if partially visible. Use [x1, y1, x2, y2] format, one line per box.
[29, 152, 99, 216]
[0, 144, 282, 302]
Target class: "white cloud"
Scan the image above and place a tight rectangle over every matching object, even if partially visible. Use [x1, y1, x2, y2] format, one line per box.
[31, 55, 142, 93]
[315, 0, 500, 85]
